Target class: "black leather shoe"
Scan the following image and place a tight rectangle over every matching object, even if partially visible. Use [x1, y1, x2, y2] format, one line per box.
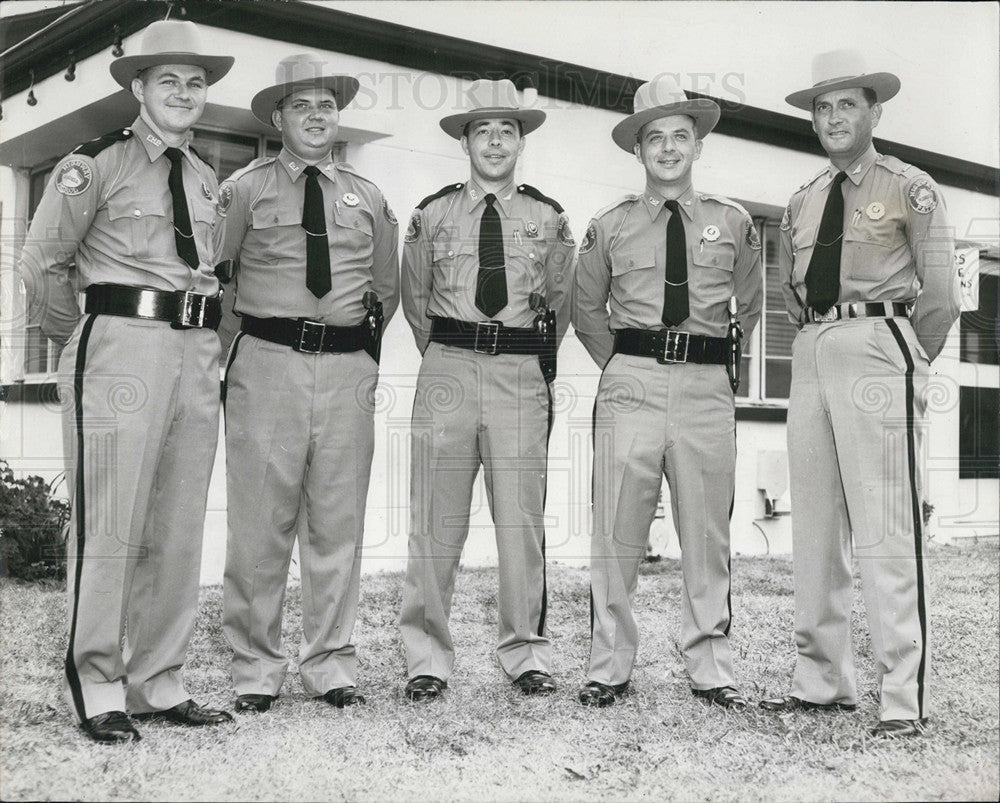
[405, 675, 447, 702]
[870, 718, 929, 738]
[80, 711, 141, 744]
[321, 687, 366, 708]
[132, 699, 234, 726]
[513, 670, 556, 696]
[235, 693, 277, 713]
[759, 694, 856, 712]
[578, 680, 629, 707]
[693, 686, 748, 709]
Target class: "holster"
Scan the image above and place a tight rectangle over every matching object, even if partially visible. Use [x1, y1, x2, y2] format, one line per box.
[366, 301, 385, 364]
[538, 310, 557, 384]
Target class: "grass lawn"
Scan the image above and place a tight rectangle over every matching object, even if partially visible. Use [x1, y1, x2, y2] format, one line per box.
[1, 543, 997, 802]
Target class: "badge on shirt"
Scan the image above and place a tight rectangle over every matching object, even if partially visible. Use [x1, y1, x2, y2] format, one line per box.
[55, 158, 93, 196]
[342, 193, 360, 207]
[908, 180, 938, 214]
[525, 221, 539, 238]
[702, 225, 720, 242]
[866, 202, 885, 221]
[557, 213, 575, 247]
[383, 197, 397, 225]
[746, 219, 761, 250]
[404, 210, 422, 243]
[579, 222, 597, 254]
[218, 182, 233, 216]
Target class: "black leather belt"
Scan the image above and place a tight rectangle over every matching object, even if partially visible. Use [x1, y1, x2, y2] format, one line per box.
[241, 315, 369, 354]
[429, 317, 546, 356]
[85, 284, 221, 330]
[614, 328, 727, 365]
[805, 301, 909, 323]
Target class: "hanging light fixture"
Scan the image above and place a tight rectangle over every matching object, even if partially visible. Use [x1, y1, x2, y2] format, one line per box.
[112, 24, 124, 57]
[27, 70, 37, 106]
[65, 51, 77, 81]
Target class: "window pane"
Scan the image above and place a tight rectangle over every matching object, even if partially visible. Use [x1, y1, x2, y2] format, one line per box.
[959, 385, 1000, 479]
[735, 354, 751, 398]
[24, 326, 49, 375]
[190, 130, 258, 179]
[29, 166, 55, 220]
[765, 357, 792, 399]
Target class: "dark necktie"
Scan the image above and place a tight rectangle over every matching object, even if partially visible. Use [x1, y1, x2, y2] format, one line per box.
[475, 193, 507, 317]
[661, 199, 689, 327]
[302, 165, 332, 298]
[805, 171, 848, 314]
[164, 147, 199, 269]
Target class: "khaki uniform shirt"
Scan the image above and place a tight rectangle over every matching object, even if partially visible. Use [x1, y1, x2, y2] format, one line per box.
[21, 116, 221, 345]
[779, 145, 958, 360]
[573, 185, 763, 368]
[401, 178, 576, 354]
[217, 148, 399, 329]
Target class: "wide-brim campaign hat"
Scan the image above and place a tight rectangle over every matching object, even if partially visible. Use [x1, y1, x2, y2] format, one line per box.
[611, 75, 721, 152]
[109, 20, 234, 89]
[785, 49, 900, 111]
[439, 79, 546, 140]
[251, 53, 360, 127]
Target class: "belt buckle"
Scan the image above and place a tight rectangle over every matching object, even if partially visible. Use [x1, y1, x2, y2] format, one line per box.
[474, 321, 500, 355]
[813, 307, 839, 323]
[658, 330, 689, 364]
[177, 291, 206, 328]
[296, 320, 326, 353]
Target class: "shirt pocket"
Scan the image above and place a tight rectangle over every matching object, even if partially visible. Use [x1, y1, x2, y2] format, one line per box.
[610, 246, 658, 310]
[508, 241, 548, 297]
[691, 242, 735, 306]
[790, 223, 817, 284]
[250, 203, 301, 260]
[432, 237, 476, 294]
[331, 206, 375, 263]
[107, 193, 169, 259]
[842, 212, 905, 279]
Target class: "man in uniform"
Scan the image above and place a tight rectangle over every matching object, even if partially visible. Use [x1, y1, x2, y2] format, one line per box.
[217, 54, 399, 713]
[760, 50, 958, 738]
[398, 79, 575, 701]
[19, 20, 234, 743]
[573, 75, 762, 708]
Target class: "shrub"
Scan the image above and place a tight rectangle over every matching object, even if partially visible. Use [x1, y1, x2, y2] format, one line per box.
[0, 461, 70, 582]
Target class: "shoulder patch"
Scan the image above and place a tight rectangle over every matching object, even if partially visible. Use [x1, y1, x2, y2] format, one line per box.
[779, 204, 791, 232]
[908, 178, 939, 214]
[557, 212, 575, 246]
[55, 157, 93, 196]
[72, 128, 132, 159]
[517, 183, 564, 214]
[383, 197, 397, 225]
[417, 183, 463, 210]
[404, 210, 422, 243]
[746, 218, 762, 250]
[593, 194, 639, 221]
[579, 222, 598, 255]
[218, 181, 234, 216]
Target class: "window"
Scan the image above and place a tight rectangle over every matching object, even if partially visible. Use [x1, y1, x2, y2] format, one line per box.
[959, 385, 1000, 480]
[23, 162, 62, 381]
[960, 265, 998, 366]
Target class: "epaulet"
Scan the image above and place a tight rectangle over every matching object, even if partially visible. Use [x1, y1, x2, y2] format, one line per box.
[795, 166, 828, 193]
[225, 155, 276, 184]
[516, 183, 564, 214]
[72, 128, 133, 159]
[417, 183, 463, 210]
[698, 193, 750, 217]
[874, 154, 914, 177]
[334, 161, 378, 188]
[593, 194, 639, 220]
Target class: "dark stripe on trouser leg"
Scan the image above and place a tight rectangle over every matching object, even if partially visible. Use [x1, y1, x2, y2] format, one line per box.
[65, 314, 97, 722]
[724, 430, 736, 638]
[220, 331, 244, 429]
[536, 381, 554, 636]
[885, 319, 927, 719]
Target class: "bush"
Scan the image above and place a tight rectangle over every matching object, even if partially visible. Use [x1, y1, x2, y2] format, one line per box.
[0, 461, 70, 582]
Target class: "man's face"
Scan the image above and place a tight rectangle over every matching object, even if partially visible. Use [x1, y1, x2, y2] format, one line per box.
[132, 64, 208, 136]
[634, 115, 702, 189]
[273, 88, 340, 161]
[461, 118, 525, 185]
[811, 87, 881, 164]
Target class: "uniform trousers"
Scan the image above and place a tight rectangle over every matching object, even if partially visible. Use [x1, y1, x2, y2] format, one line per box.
[58, 315, 220, 721]
[587, 353, 737, 689]
[787, 318, 930, 721]
[399, 342, 552, 681]
[222, 335, 377, 696]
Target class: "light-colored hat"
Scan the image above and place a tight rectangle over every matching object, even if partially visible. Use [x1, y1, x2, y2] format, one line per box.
[439, 79, 546, 140]
[109, 20, 234, 89]
[611, 75, 721, 152]
[251, 54, 360, 127]
[785, 49, 900, 111]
